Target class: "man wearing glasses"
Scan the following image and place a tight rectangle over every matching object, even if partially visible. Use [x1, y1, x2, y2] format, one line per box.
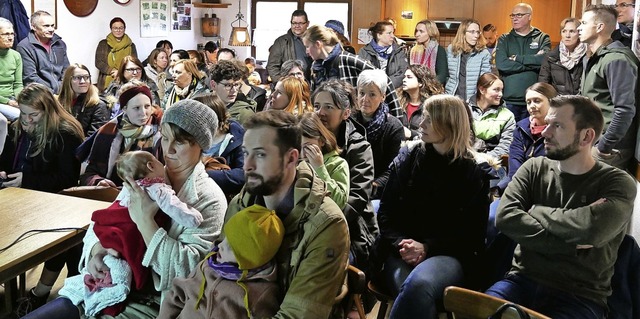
[495, 2, 550, 122]
[612, 0, 636, 48]
[267, 10, 313, 83]
[210, 60, 256, 126]
[16, 10, 69, 94]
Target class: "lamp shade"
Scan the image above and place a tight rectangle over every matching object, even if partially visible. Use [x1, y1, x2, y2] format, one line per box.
[229, 26, 251, 46]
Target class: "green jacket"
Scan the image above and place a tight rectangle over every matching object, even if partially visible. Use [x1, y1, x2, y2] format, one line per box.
[496, 27, 550, 106]
[225, 161, 350, 319]
[581, 40, 639, 153]
[315, 150, 350, 210]
[228, 93, 257, 127]
[498, 157, 636, 306]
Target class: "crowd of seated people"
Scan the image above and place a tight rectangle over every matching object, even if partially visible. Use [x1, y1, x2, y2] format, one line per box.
[3, 2, 640, 319]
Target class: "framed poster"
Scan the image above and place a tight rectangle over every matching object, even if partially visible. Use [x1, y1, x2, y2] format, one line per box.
[171, 0, 192, 31]
[31, 0, 57, 27]
[141, 0, 170, 37]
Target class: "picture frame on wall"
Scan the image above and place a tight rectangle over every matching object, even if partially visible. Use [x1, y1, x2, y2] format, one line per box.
[31, 0, 57, 27]
[171, 0, 192, 31]
[141, 0, 170, 37]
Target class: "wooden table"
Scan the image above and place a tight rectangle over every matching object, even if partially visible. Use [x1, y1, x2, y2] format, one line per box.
[0, 187, 111, 313]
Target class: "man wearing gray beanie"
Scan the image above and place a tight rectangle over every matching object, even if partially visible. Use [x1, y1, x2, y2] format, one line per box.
[161, 99, 219, 151]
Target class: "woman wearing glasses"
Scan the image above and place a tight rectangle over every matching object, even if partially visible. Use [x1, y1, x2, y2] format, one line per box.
[57, 64, 109, 138]
[538, 18, 587, 95]
[0, 18, 22, 155]
[163, 59, 208, 109]
[104, 56, 161, 115]
[95, 17, 137, 93]
[445, 19, 492, 102]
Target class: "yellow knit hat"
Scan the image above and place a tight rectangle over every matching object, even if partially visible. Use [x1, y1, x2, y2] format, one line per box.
[223, 204, 285, 271]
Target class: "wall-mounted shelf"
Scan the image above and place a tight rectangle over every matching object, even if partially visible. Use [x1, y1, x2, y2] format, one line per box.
[192, 3, 231, 8]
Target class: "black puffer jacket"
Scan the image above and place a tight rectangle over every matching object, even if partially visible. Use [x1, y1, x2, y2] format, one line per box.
[538, 46, 584, 95]
[358, 43, 409, 89]
[338, 118, 378, 272]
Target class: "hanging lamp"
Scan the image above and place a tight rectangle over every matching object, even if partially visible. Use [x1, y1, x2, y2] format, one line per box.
[228, 0, 251, 46]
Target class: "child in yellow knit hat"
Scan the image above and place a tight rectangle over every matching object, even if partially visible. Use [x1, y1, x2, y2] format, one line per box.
[158, 204, 284, 319]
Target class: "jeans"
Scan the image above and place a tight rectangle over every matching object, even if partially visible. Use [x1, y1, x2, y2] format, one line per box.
[21, 297, 80, 319]
[486, 273, 606, 319]
[381, 255, 463, 319]
[0, 102, 19, 121]
[505, 103, 528, 123]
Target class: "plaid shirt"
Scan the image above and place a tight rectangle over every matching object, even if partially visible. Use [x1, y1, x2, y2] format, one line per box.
[312, 51, 402, 119]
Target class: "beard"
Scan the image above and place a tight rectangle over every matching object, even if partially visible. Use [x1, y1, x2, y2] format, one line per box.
[244, 166, 284, 196]
[545, 133, 581, 160]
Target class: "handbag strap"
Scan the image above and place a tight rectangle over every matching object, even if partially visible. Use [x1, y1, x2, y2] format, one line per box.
[488, 303, 532, 319]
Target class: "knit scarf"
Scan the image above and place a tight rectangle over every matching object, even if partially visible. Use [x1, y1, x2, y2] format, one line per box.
[118, 113, 159, 153]
[356, 102, 389, 142]
[105, 33, 134, 88]
[166, 78, 197, 108]
[410, 40, 439, 73]
[311, 44, 342, 87]
[370, 39, 392, 60]
[559, 42, 587, 70]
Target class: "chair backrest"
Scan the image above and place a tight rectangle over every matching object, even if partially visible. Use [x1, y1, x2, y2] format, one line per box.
[443, 286, 551, 319]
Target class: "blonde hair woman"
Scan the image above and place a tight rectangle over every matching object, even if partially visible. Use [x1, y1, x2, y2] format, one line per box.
[445, 19, 492, 102]
[373, 94, 490, 319]
[410, 19, 448, 85]
[58, 63, 109, 137]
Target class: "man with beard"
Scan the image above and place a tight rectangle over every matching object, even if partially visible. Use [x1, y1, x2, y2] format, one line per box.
[486, 95, 636, 318]
[224, 110, 349, 318]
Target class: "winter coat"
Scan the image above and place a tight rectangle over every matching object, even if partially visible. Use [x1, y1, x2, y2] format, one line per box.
[267, 29, 313, 82]
[226, 161, 350, 319]
[445, 46, 492, 101]
[468, 96, 516, 160]
[538, 45, 584, 95]
[581, 40, 639, 153]
[0, 127, 82, 193]
[338, 118, 379, 272]
[94, 39, 138, 92]
[68, 94, 109, 138]
[495, 27, 550, 106]
[206, 120, 245, 198]
[374, 142, 491, 288]
[16, 31, 69, 93]
[227, 93, 257, 127]
[358, 43, 409, 88]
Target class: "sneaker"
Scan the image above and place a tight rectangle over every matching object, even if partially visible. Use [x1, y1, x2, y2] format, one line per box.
[13, 288, 49, 316]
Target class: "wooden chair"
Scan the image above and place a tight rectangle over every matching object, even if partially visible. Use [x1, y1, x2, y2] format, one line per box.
[346, 265, 367, 319]
[443, 286, 551, 319]
[367, 280, 394, 319]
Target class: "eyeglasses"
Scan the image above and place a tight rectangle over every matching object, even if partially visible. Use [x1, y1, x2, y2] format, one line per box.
[466, 30, 481, 35]
[291, 21, 308, 26]
[0, 32, 14, 38]
[288, 71, 304, 78]
[112, 27, 125, 31]
[615, 2, 635, 8]
[218, 81, 242, 91]
[509, 13, 531, 19]
[125, 67, 142, 74]
[72, 75, 90, 82]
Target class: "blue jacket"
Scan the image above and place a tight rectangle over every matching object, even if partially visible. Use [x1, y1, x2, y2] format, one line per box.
[445, 45, 492, 101]
[16, 31, 69, 93]
[206, 120, 245, 197]
[608, 235, 640, 319]
[498, 117, 545, 191]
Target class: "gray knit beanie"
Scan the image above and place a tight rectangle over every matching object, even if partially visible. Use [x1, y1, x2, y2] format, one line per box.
[161, 99, 218, 151]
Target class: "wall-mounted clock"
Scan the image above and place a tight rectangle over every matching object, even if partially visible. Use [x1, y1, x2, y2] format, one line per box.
[114, 0, 131, 5]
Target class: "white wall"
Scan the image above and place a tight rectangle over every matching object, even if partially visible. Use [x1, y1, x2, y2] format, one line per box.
[19, 0, 251, 81]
